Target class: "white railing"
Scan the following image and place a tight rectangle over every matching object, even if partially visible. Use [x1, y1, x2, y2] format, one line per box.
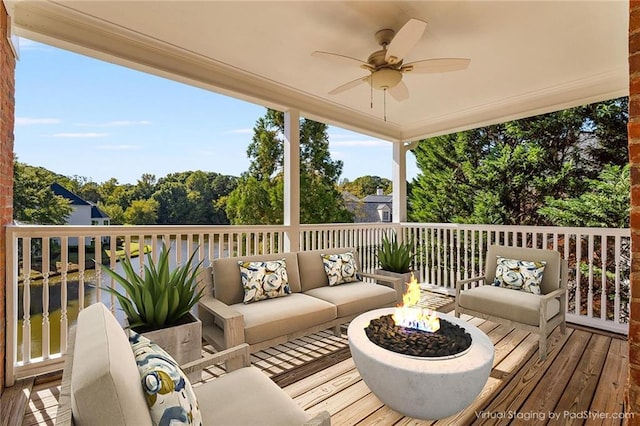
[4, 222, 630, 386]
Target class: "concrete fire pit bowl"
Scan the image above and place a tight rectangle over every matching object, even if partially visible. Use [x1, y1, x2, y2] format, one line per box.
[348, 308, 494, 420]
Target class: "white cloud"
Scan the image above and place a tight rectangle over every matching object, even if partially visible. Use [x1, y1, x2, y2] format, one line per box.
[75, 120, 152, 127]
[51, 132, 108, 138]
[226, 128, 253, 134]
[97, 144, 141, 150]
[15, 117, 61, 125]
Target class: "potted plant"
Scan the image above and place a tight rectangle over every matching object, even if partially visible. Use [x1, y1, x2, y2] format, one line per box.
[375, 233, 415, 289]
[99, 243, 204, 379]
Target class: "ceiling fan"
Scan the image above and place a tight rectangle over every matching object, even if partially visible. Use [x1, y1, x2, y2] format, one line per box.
[312, 18, 470, 102]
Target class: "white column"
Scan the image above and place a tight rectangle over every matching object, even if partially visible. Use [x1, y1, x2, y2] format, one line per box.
[392, 142, 407, 223]
[283, 109, 300, 252]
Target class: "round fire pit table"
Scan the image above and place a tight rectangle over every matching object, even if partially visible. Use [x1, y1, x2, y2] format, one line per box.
[348, 308, 494, 420]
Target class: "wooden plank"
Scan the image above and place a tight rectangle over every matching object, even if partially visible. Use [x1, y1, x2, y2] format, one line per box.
[308, 380, 373, 415]
[293, 367, 363, 410]
[473, 328, 575, 425]
[331, 392, 385, 426]
[0, 377, 34, 426]
[284, 358, 356, 399]
[550, 334, 610, 424]
[586, 338, 628, 426]
[357, 405, 406, 426]
[510, 329, 591, 425]
[435, 331, 539, 425]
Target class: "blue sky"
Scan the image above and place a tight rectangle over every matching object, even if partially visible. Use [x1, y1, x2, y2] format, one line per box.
[14, 39, 418, 185]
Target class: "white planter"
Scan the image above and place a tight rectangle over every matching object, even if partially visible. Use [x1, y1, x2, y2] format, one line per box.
[142, 314, 202, 382]
[348, 308, 494, 420]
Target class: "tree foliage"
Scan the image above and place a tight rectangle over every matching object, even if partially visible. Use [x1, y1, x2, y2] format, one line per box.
[339, 175, 392, 199]
[538, 164, 630, 228]
[225, 109, 353, 225]
[409, 97, 628, 226]
[13, 161, 237, 226]
[13, 160, 73, 224]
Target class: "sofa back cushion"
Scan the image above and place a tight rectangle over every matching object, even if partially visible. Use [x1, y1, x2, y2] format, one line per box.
[297, 248, 359, 292]
[212, 252, 301, 305]
[71, 303, 152, 425]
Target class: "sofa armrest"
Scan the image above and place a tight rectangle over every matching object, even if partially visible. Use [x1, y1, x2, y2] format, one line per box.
[181, 343, 251, 378]
[455, 276, 486, 295]
[198, 295, 245, 350]
[361, 271, 405, 304]
[304, 410, 332, 426]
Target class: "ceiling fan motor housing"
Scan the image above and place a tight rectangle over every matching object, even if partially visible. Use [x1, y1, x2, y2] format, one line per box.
[371, 68, 403, 90]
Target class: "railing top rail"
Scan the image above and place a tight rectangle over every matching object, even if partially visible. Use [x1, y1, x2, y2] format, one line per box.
[5, 224, 289, 237]
[400, 222, 630, 236]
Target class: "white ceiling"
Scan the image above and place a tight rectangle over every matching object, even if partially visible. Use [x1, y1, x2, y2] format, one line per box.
[6, 0, 629, 143]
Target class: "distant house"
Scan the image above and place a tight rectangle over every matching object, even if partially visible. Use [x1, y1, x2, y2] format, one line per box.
[51, 183, 110, 246]
[345, 188, 392, 223]
[51, 183, 110, 226]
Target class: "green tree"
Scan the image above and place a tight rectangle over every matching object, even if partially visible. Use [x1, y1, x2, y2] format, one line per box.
[13, 160, 73, 224]
[124, 199, 159, 225]
[538, 164, 629, 228]
[226, 109, 353, 225]
[339, 175, 392, 199]
[409, 98, 628, 225]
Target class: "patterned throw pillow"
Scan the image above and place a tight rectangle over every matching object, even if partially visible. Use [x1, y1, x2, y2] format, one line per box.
[238, 259, 290, 304]
[492, 256, 546, 295]
[128, 331, 202, 426]
[321, 251, 360, 286]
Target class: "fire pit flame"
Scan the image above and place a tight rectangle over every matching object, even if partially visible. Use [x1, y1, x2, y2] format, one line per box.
[392, 273, 440, 333]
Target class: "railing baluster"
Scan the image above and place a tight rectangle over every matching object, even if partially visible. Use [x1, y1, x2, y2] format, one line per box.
[22, 237, 32, 364]
[41, 237, 51, 359]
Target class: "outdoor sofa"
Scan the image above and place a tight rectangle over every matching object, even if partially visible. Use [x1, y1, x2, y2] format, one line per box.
[198, 247, 404, 354]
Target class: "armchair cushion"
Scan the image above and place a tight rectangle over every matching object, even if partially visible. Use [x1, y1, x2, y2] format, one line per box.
[194, 366, 309, 425]
[129, 331, 202, 425]
[459, 285, 560, 326]
[321, 251, 360, 286]
[493, 256, 546, 295]
[239, 259, 291, 303]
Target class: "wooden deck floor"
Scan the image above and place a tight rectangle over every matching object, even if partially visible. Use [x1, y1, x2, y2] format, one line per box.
[12, 303, 630, 426]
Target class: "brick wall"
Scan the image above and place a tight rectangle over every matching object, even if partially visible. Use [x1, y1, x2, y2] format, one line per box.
[0, 2, 15, 394]
[630, 1, 640, 422]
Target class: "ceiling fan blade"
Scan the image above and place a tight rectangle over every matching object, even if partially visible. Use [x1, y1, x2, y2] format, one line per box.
[385, 18, 427, 65]
[312, 51, 374, 71]
[388, 81, 409, 102]
[402, 58, 471, 73]
[328, 76, 370, 95]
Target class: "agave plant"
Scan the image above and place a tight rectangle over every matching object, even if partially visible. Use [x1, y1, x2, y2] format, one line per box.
[376, 233, 414, 273]
[100, 243, 204, 332]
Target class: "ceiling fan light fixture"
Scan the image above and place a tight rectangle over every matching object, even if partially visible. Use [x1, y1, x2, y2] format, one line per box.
[371, 68, 402, 90]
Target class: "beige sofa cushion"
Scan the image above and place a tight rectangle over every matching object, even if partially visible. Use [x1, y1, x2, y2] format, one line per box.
[304, 281, 397, 317]
[212, 252, 301, 305]
[71, 303, 152, 426]
[458, 285, 560, 326]
[297, 247, 359, 292]
[195, 366, 309, 425]
[231, 293, 336, 344]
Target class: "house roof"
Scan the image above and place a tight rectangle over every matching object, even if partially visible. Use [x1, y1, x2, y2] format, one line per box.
[7, 1, 628, 143]
[363, 194, 393, 203]
[51, 183, 110, 220]
[51, 183, 90, 206]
